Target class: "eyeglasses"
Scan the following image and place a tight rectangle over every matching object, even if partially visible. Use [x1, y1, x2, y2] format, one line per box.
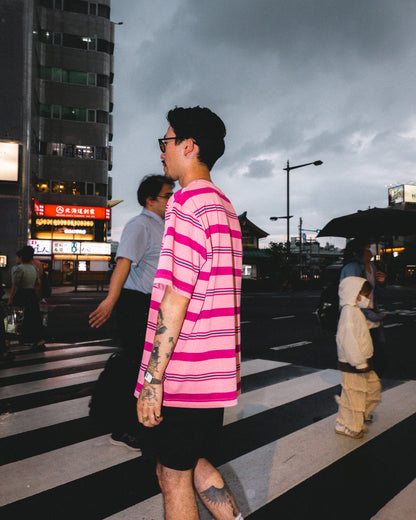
[156, 193, 173, 200]
[158, 137, 177, 153]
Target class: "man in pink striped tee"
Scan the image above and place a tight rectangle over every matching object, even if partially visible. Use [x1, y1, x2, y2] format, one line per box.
[135, 107, 244, 520]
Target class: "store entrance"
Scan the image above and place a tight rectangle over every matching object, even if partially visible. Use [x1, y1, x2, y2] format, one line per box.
[62, 260, 75, 284]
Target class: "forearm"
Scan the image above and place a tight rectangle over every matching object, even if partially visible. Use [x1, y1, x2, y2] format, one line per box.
[137, 286, 189, 427]
[145, 285, 190, 380]
[106, 258, 131, 305]
[89, 257, 131, 327]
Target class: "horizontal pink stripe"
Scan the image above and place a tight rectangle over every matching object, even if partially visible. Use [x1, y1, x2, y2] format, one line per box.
[206, 224, 242, 239]
[185, 307, 239, 321]
[170, 349, 237, 362]
[178, 186, 230, 205]
[163, 390, 238, 403]
[155, 270, 194, 295]
[164, 229, 206, 258]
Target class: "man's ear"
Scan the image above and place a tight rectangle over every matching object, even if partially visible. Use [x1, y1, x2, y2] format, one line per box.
[183, 138, 196, 157]
[145, 195, 155, 209]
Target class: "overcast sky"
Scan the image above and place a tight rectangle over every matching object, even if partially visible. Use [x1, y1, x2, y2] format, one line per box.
[109, 0, 416, 249]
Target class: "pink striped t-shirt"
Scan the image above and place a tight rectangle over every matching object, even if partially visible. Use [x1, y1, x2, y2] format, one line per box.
[135, 179, 242, 408]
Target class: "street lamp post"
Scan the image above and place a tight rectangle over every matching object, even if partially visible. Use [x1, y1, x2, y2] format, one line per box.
[284, 159, 323, 257]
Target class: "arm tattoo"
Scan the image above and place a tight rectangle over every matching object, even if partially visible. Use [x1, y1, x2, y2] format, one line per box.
[200, 483, 238, 516]
[139, 384, 158, 405]
[147, 340, 161, 373]
[155, 308, 167, 335]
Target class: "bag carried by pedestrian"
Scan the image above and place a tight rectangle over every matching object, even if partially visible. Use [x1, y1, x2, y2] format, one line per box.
[88, 351, 139, 430]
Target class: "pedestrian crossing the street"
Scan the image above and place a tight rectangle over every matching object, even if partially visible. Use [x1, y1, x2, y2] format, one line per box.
[0, 340, 415, 519]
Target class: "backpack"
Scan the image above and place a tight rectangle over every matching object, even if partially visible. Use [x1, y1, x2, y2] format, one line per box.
[88, 351, 139, 430]
[315, 283, 340, 333]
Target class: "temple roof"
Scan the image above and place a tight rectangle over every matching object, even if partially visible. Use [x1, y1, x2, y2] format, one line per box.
[238, 211, 269, 239]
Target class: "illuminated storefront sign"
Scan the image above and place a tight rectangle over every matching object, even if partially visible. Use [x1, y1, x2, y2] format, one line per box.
[28, 238, 110, 256]
[28, 239, 52, 255]
[0, 255, 7, 267]
[34, 201, 110, 220]
[0, 142, 19, 182]
[53, 241, 81, 254]
[80, 242, 111, 255]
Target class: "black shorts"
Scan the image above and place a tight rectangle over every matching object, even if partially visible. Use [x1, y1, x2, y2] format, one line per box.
[144, 406, 224, 471]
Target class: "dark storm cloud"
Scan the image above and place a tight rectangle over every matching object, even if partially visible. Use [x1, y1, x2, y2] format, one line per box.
[110, 0, 416, 247]
[245, 159, 275, 179]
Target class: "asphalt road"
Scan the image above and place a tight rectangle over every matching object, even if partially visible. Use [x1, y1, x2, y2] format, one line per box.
[42, 284, 416, 380]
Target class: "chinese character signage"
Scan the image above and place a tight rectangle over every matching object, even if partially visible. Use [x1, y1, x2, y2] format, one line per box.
[28, 240, 52, 255]
[80, 242, 111, 255]
[52, 241, 81, 254]
[33, 202, 110, 220]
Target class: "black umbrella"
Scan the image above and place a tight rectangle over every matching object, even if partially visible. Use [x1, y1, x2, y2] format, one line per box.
[317, 207, 416, 239]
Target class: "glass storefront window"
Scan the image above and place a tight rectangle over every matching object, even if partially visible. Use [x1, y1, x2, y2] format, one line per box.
[87, 109, 96, 122]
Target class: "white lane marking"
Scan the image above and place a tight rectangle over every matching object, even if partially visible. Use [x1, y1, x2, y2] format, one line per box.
[73, 338, 113, 345]
[0, 369, 341, 504]
[109, 382, 416, 520]
[271, 341, 312, 351]
[384, 323, 404, 329]
[272, 315, 296, 320]
[0, 354, 112, 378]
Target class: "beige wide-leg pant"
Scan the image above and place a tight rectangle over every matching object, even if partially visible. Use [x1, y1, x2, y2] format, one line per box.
[336, 370, 381, 433]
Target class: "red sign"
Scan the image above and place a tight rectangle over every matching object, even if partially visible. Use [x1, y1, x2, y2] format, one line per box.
[34, 202, 110, 220]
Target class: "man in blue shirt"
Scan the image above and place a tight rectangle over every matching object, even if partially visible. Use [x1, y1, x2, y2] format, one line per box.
[89, 174, 174, 450]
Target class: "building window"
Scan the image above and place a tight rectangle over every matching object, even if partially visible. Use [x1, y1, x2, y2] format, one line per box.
[40, 66, 105, 87]
[88, 2, 97, 15]
[39, 104, 108, 123]
[39, 29, 112, 55]
[40, 141, 107, 160]
[36, 181, 50, 193]
[95, 183, 107, 197]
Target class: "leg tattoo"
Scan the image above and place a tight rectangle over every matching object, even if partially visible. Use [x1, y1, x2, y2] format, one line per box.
[200, 482, 239, 517]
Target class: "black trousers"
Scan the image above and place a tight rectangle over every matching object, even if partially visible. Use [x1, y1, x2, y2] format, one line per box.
[13, 289, 43, 344]
[112, 289, 151, 435]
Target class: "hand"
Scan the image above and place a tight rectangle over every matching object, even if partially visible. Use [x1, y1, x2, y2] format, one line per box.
[89, 299, 114, 328]
[375, 270, 386, 283]
[137, 382, 163, 428]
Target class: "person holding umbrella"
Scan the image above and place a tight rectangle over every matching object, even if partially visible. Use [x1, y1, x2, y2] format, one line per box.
[340, 238, 387, 371]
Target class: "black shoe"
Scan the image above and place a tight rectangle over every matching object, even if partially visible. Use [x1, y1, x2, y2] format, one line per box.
[110, 433, 142, 452]
[31, 341, 46, 352]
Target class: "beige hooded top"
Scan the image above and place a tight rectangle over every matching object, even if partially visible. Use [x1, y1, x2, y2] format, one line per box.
[336, 276, 374, 369]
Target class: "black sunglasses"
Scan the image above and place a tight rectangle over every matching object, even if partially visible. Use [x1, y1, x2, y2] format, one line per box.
[158, 137, 177, 153]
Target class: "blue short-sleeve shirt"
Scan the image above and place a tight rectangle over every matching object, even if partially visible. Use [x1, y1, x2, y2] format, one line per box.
[116, 208, 164, 294]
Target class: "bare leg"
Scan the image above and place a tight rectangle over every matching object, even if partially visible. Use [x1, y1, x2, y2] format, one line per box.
[194, 458, 241, 520]
[156, 461, 199, 520]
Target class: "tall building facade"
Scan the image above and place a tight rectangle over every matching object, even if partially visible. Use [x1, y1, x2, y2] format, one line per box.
[0, 0, 114, 285]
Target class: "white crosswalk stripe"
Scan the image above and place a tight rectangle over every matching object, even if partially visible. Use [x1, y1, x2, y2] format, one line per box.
[0, 339, 415, 519]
